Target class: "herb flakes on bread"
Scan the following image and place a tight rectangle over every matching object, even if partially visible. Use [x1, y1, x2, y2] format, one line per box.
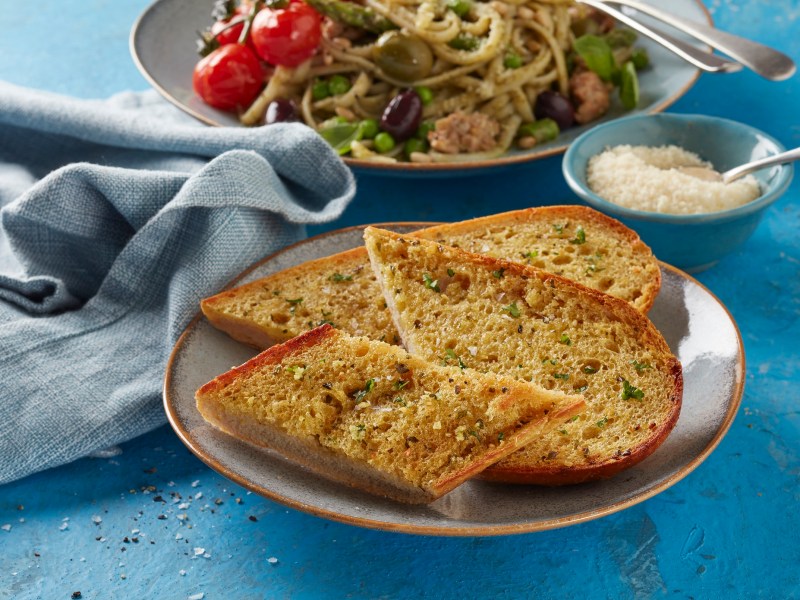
[363, 227, 682, 485]
[196, 324, 586, 503]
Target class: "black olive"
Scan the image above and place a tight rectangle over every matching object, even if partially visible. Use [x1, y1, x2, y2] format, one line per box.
[265, 99, 299, 125]
[534, 91, 575, 130]
[380, 89, 423, 142]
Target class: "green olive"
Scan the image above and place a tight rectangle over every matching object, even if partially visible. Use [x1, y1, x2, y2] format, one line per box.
[373, 31, 434, 83]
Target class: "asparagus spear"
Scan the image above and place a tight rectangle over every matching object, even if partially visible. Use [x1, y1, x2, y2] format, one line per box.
[305, 0, 397, 33]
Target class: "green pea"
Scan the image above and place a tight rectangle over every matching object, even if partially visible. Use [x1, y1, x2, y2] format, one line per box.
[312, 80, 331, 101]
[517, 118, 559, 143]
[415, 85, 434, 106]
[374, 131, 396, 153]
[358, 118, 379, 139]
[448, 33, 480, 51]
[503, 53, 522, 69]
[329, 74, 352, 95]
[631, 47, 650, 70]
[404, 137, 428, 157]
[447, 0, 472, 18]
[415, 121, 435, 140]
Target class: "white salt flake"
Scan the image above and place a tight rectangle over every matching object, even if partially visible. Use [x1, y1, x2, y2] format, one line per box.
[88, 445, 122, 458]
[91, 515, 102, 524]
[267, 557, 278, 565]
[179, 569, 187, 576]
[188, 593, 204, 600]
[59, 522, 69, 531]
[178, 503, 190, 510]
[1, 524, 11, 532]
[168, 481, 176, 487]
[194, 547, 205, 556]
[175, 533, 183, 540]
[191, 480, 200, 488]
[177, 513, 188, 521]
[194, 492, 203, 500]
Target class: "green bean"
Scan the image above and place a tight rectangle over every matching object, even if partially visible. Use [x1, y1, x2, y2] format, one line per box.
[517, 118, 559, 143]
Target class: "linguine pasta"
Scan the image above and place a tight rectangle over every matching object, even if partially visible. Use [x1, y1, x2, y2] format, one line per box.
[240, 0, 575, 162]
[197, 0, 644, 163]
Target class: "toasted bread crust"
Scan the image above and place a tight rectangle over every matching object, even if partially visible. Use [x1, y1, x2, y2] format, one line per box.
[479, 359, 683, 484]
[196, 325, 586, 502]
[200, 206, 661, 351]
[196, 324, 338, 395]
[364, 227, 682, 485]
[200, 247, 394, 347]
[415, 205, 661, 313]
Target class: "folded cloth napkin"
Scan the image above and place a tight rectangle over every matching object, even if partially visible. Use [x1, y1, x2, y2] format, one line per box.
[0, 81, 356, 485]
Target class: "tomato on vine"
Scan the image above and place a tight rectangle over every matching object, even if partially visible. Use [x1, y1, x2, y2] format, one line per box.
[192, 43, 264, 110]
[250, 1, 322, 67]
[210, 17, 247, 47]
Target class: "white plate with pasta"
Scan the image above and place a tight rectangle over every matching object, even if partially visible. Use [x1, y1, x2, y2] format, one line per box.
[131, 0, 709, 172]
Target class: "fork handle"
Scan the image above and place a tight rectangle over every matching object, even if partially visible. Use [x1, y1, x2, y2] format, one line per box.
[608, 0, 796, 81]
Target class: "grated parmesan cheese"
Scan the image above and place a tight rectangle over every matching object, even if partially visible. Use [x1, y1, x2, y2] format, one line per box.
[587, 145, 761, 215]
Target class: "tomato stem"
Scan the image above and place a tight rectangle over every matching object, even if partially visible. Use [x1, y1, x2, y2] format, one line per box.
[238, 1, 264, 45]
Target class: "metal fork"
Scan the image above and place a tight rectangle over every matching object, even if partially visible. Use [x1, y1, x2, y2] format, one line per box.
[578, 0, 742, 74]
[581, 0, 796, 81]
[609, 0, 796, 81]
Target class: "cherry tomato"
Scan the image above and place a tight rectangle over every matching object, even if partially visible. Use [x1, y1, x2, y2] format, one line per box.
[210, 3, 260, 50]
[210, 17, 247, 47]
[250, 2, 322, 67]
[193, 44, 264, 111]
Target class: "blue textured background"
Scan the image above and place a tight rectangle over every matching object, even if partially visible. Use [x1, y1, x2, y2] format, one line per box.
[1, 1, 799, 598]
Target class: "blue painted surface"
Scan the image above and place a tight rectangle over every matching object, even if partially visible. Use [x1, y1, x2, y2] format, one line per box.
[1, 1, 799, 598]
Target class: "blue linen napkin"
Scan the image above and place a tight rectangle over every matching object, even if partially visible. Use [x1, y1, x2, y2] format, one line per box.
[0, 82, 356, 485]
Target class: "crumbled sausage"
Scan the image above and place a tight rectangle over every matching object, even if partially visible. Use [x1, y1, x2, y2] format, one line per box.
[569, 70, 611, 124]
[428, 111, 501, 154]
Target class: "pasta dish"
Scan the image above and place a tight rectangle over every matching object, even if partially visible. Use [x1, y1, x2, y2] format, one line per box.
[193, 0, 646, 163]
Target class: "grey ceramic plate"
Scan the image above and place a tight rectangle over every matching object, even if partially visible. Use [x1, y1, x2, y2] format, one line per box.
[163, 224, 744, 536]
[131, 0, 707, 174]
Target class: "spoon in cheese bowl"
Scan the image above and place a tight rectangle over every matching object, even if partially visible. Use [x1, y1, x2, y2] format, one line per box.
[679, 146, 800, 184]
